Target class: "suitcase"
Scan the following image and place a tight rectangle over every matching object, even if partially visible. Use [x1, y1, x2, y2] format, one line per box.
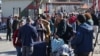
[32, 42, 47, 56]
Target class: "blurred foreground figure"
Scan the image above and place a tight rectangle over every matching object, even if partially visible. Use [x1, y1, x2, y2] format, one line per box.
[71, 14, 93, 56]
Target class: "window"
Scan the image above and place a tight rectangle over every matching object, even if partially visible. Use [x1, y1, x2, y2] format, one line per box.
[13, 7, 21, 17]
[56, 0, 67, 1]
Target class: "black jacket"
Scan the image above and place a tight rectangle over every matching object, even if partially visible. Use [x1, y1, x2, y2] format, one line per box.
[12, 19, 19, 32]
[7, 18, 12, 30]
[56, 19, 66, 38]
[91, 14, 99, 25]
[62, 24, 74, 44]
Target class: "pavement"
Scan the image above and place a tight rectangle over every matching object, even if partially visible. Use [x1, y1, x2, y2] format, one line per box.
[0, 33, 16, 56]
[0, 33, 100, 56]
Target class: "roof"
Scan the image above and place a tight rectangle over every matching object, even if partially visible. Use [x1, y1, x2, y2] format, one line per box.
[80, 4, 89, 9]
[46, 2, 84, 5]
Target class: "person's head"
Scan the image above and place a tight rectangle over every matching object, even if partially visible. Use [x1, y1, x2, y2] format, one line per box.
[7, 18, 10, 21]
[26, 17, 32, 24]
[51, 13, 55, 17]
[14, 16, 18, 20]
[63, 13, 68, 19]
[19, 19, 25, 27]
[56, 12, 63, 20]
[37, 16, 42, 24]
[40, 14, 46, 19]
[46, 14, 51, 21]
[71, 13, 74, 16]
[77, 14, 86, 24]
[16, 20, 24, 29]
[84, 13, 92, 20]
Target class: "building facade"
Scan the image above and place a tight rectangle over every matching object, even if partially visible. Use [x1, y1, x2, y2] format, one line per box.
[2, 0, 36, 17]
[2, 0, 92, 17]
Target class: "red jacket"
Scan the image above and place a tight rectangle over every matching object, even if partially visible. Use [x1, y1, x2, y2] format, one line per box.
[12, 29, 22, 47]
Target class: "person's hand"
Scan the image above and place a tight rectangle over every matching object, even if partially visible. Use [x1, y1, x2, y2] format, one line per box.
[13, 42, 16, 47]
[54, 34, 59, 39]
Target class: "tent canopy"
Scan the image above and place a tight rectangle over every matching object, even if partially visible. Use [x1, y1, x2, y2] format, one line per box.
[80, 4, 89, 9]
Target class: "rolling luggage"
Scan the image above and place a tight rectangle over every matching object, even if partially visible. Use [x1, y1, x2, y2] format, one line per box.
[32, 42, 46, 56]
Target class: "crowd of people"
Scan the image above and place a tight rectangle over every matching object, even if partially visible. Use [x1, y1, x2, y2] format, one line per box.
[6, 11, 100, 56]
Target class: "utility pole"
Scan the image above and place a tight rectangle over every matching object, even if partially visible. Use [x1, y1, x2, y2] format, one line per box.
[87, 0, 90, 8]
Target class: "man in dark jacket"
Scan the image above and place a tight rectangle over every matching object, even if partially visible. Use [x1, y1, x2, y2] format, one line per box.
[71, 14, 93, 56]
[6, 18, 12, 41]
[55, 12, 66, 39]
[12, 16, 19, 33]
[18, 17, 38, 56]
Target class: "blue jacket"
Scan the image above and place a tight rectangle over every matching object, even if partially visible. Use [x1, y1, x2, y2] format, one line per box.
[18, 23, 38, 47]
[71, 23, 93, 54]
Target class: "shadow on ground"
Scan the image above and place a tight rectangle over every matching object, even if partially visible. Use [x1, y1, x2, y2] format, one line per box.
[0, 39, 7, 41]
[0, 51, 16, 55]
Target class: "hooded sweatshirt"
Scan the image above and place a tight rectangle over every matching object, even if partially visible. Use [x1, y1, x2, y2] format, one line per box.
[71, 23, 93, 54]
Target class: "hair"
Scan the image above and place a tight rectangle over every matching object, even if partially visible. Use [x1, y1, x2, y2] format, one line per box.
[84, 13, 92, 20]
[56, 12, 63, 17]
[7, 18, 10, 24]
[46, 14, 51, 18]
[16, 20, 24, 29]
[40, 14, 46, 19]
[26, 17, 32, 23]
[19, 19, 24, 24]
[77, 14, 86, 24]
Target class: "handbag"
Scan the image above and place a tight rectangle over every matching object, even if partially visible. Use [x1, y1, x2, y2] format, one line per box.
[51, 36, 64, 52]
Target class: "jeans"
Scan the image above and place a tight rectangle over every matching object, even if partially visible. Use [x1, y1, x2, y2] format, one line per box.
[6, 29, 11, 41]
[22, 46, 33, 56]
[16, 46, 22, 56]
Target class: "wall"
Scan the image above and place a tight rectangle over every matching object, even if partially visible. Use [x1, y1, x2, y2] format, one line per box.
[2, 0, 32, 17]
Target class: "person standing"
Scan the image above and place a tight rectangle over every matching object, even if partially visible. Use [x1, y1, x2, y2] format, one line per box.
[12, 16, 19, 33]
[6, 18, 12, 41]
[34, 17, 46, 41]
[40, 15, 51, 56]
[12, 20, 24, 56]
[18, 17, 38, 56]
[69, 13, 77, 32]
[40, 15, 51, 43]
[46, 14, 55, 35]
[55, 12, 66, 40]
[71, 14, 93, 56]
[91, 13, 99, 38]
